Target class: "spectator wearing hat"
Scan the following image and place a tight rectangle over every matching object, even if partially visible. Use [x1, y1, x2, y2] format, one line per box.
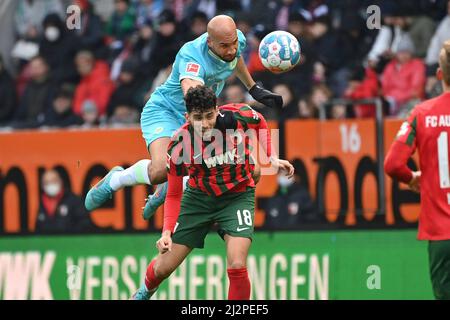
[108, 103, 140, 126]
[309, 11, 349, 94]
[107, 58, 142, 119]
[131, 19, 154, 74]
[39, 13, 79, 83]
[282, 11, 315, 97]
[42, 84, 83, 128]
[80, 100, 101, 127]
[338, 12, 374, 68]
[344, 66, 380, 118]
[381, 35, 426, 116]
[182, 11, 208, 42]
[73, 50, 115, 117]
[14, 0, 64, 42]
[14, 56, 56, 128]
[72, 0, 105, 57]
[142, 9, 183, 80]
[366, 2, 415, 74]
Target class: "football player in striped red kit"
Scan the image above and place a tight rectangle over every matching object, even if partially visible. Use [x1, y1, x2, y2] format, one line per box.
[385, 41, 450, 299]
[132, 85, 294, 300]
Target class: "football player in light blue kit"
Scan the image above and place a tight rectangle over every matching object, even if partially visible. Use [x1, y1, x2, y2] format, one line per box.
[85, 15, 282, 219]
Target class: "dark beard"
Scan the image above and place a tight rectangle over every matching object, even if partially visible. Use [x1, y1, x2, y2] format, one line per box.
[208, 45, 235, 62]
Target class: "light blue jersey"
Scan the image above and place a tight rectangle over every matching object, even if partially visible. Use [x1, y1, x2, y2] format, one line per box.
[141, 30, 247, 147]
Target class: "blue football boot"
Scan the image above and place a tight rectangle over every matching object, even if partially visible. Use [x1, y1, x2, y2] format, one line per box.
[85, 166, 124, 211]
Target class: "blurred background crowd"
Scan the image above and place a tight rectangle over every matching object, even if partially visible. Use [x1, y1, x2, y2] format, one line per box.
[0, 0, 449, 132]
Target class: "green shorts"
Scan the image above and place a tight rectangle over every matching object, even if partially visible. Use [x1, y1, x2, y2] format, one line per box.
[171, 186, 256, 249]
[428, 240, 450, 300]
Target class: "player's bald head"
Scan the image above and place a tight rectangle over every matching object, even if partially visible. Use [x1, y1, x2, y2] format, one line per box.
[207, 15, 236, 40]
[206, 15, 239, 62]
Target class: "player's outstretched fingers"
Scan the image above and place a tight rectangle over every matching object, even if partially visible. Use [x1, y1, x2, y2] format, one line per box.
[278, 159, 295, 178]
[283, 161, 294, 177]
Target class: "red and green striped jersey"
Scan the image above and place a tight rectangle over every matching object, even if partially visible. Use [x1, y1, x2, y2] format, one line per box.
[166, 103, 272, 196]
[385, 92, 450, 240]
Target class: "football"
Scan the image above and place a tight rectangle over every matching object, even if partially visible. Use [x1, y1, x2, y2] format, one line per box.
[258, 30, 301, 73]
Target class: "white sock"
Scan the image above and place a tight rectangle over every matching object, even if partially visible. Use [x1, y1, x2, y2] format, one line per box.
[182, 176, 189, 191]
[109, 159, 151, 191]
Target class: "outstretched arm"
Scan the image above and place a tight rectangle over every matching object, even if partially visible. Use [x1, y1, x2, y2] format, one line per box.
[235, 56, 256, 90]
[235, 57, 283, 109]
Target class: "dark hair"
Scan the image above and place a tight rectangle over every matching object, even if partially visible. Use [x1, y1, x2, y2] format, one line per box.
[191, 10, 208, 23]
[184, 85, 217, 113]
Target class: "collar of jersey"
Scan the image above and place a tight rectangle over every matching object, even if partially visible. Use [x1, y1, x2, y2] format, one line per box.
[207, 48, 227, 65]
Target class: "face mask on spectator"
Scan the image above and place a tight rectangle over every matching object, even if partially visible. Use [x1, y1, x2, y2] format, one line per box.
[278, 175, 294, 188]
[45, 26, 60, 42]
[44, 183, 61, 197]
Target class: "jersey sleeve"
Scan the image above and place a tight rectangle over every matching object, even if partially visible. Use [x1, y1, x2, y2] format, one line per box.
[394, 108, 418, 148]
[384, 109, 418, 183]
[167, 138, 188, 176]
[234, 105, 273, 158]
[178, 49, 206, 84]
[163, 173, 183, 234]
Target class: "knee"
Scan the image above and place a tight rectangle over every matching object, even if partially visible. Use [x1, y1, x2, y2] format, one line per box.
[228, 260, 247, 270]
[149, 163, 167, 185]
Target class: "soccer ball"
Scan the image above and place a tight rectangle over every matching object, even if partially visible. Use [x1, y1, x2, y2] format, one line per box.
[258, 31, 301, 74]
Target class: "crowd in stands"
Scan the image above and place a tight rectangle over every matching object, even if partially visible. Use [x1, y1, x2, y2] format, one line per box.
[0, 0, 449, 131]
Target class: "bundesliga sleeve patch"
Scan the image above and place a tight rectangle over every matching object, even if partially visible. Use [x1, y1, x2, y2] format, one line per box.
[186, 62, 200, 76]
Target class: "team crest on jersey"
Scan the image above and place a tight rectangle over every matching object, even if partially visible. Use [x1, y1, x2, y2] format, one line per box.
[186, 63, 200, 75]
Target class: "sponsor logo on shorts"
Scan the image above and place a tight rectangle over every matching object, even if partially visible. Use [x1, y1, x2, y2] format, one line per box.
[236, 227, 250, 232]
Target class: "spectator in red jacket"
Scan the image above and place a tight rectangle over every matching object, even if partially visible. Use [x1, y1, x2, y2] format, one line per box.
[246, 24, 267, 75]
[344, 66, 379, 118]
[73, 50, 115, 117]
[381, 35, 426, 116]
